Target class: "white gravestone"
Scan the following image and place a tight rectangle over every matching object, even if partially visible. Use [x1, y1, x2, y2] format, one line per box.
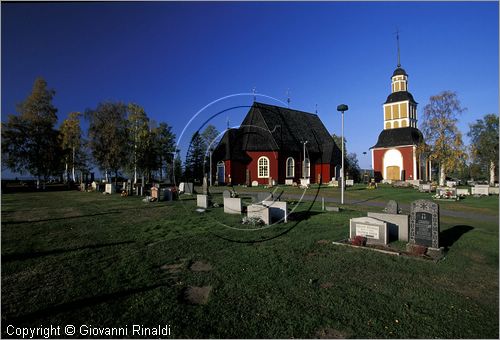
[349, 217, 388, 245]
[473, 184, 489, 196]
[262, 200, 288, 223]
[252, 180, 259, 187]
[179, 182, 185, 193]
[345, 179, 354, 187]
[285, 179, 293, 185]
[197, 194, 209, 209]
[247, 204, 270, 225]
[489, 187, 499, 195]
[105, 183, 116, 194]
[419, 183, 431, 193]
[456, 188, 470, 196]
[223, 197, 242, 214]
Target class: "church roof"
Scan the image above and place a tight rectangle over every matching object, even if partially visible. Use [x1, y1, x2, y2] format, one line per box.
[384, 91, 418, 105]
[371, 127, 424, 149]
[392, 67, 408, 77]
[213, 102, 341, 164]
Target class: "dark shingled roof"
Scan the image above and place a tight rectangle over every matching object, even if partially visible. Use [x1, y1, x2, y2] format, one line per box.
[213, 102, 341, 164]
[371, 127, 424, 149]
[385, 91, 418, 105]
[392, 67, 408, 77]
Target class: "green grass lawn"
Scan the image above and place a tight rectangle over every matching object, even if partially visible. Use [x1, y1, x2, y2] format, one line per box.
[1, 189, 498, 338]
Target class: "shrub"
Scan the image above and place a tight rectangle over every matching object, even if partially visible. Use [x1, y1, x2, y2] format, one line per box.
[351, 236, 367, 246]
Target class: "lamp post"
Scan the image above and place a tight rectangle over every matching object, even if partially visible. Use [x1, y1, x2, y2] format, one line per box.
[337, 104, 348, 204]
[301, 140, 308, 181]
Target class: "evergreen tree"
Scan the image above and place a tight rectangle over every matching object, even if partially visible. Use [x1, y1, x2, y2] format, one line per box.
[184, 132, 206, 182]
[2, 77, 62, 188]
[153, 122, 176, 182]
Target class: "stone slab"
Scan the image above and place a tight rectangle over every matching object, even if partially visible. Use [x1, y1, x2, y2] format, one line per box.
[247, 204, 270, 225]
[349, 216, 388, 245]
[474, 184, 489, 196]
[285, 179, 293, 185]
[367, 212, 409, 242]
[262, 200, 287, 223]
[223, 197, 242, 214]
[456, 188, 470, 196]
[325, 206, 340, 212]
[197, 194, 209, 209]
[489, 187, 499, 195]
[105, 183, 116, 194]
[345, 179, 354, 187]
[419, 183, 431, 193]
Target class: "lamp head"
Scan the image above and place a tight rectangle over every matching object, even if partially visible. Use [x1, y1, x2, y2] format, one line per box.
[337, 104, 348, 112]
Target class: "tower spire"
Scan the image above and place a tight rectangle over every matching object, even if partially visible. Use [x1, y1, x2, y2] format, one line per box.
[396, 28, 401, 67]
[286, 88, 291, 108]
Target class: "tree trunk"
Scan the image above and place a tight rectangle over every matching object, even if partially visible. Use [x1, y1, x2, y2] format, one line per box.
[490, 160, 496, 186]
[439, 164, 445, 186]
[72, 147, 76, 182]
[65, 161, 69, 183]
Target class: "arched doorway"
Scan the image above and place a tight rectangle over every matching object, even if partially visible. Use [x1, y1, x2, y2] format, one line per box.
[383, 149, 403, 180]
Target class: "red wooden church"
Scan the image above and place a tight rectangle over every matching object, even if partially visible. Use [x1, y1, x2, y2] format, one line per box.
[212, 102, 341, 185]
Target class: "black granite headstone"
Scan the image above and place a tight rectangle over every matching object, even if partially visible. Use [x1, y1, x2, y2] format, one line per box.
[409, 199, 439, 248]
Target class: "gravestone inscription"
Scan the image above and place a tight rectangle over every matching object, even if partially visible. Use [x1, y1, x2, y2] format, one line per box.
[409, 199, 439, 248]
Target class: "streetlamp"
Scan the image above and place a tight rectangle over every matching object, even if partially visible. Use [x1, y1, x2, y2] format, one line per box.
[337, 104, 348, 204]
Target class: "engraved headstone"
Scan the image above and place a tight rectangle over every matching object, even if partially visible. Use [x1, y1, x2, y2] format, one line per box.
[367, 212, 409, 241]
[349, 217, 388, 245]
[409, 199, 439, 248]
[474, 184, 489, 196]
[419, 183, 431, 193]
[385, 200, 398, 214]
[262, 200, 287, 223]
[345, 179, 354, 187]
[252, 180, 259, 187]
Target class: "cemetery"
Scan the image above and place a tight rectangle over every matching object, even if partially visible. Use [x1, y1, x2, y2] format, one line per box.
[1, 180, 498, 338]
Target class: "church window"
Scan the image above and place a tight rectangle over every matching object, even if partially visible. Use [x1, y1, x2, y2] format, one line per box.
[401, 120, 407, 127]
[258, 156, 269, 178]
[286, 157, 295, 178]
[393, 104, 400, 118]
[394, 121, 399, 128]
[304, 158, 311, 178]
[385, 122, 391, 129]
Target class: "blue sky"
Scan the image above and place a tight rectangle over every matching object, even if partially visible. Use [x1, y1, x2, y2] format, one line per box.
[2, 1, 498, 172]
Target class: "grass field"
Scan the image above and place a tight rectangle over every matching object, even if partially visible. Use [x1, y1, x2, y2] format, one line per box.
[1, 187, 499, 338]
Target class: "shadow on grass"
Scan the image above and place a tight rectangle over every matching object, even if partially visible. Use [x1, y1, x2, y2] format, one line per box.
[440, 225, 474, 248]
[288, 211, 323, 221]
[6, 281, 171, 324]
[1, 210, 122, 225]
[350, 195, 385, 205]
[2, 240, 136, 262]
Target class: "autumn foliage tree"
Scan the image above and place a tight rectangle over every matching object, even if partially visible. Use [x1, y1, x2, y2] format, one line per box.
[468, 113, 499, 185]
[1, 77, 62, 188]
[420, 91, 467, 186]
[85, 102, 129, 183]
[60, 112, 83, 182]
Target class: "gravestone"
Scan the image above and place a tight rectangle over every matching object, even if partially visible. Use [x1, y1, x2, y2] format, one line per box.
[384, 200, 399, 214]
[262, 200, 287, 223]
[419, 183, 431, 193]
[349, 217, 388, 245]
[489, 187, 499, 195]
[345, 179, 354, 187]
[179, 182, 185, 193]
[457, 188, 470, 196]
[331, 180, 339, 187]
[367, 212, 409, 241]
[202, 176, 209, 195]
[268, 177, 273, 187]
[474, 184, 489, 196]
[151, 187, 159, 200]
[247, 204, 270, 225]
[446, 180, 457, 187]
[285, 179, 293, 185]
[252, 180, 259, 187]
[184, 182, 194, 195]
[409, 199, 439, 248]
[223, 197, 242, 214]
[222, 190, 232, 199]
[105, 183, 116, 194]
[161, 188, 172, 201]
[197, 194, 209, 209]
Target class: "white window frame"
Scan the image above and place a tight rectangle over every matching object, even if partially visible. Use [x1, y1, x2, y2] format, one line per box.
[286, 157, 295, 178]
[258, 156, 270, 178]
